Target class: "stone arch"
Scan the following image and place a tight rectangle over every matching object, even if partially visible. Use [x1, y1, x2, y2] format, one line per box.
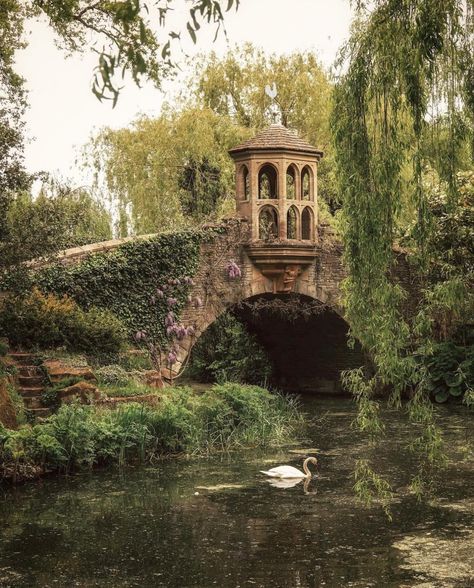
[301, 206, 314, 240]
[286, 205, 299, 239]
[286, 164, 297, 200]
[258, 205, 279, 240]
[258, 163, 278, 199]
[301, 165, 313, 200]
[239, 164, 250, 200]
[181, 291, 362, 393]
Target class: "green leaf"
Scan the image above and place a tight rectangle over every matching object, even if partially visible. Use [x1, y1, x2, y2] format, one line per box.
[435, 391, 449, 403]
[187, 22, 197, 43]
[449, 386, 463, 397]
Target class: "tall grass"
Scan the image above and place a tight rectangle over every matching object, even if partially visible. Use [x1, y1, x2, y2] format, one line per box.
[0, 383, 303, 482]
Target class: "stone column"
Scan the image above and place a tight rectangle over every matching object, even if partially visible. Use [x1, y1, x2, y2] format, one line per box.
[278, 158, 287, 240]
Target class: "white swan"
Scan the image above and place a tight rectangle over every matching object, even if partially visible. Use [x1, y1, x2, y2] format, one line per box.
[260, 456, 318, 479]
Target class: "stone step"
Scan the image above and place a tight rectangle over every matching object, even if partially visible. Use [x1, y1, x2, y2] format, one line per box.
[18, 387, 45, 398]
[18, 375, 44, 387]
[23, 396, 43, 409]
[10, 352, 40, 366]
[29, 407, 51, 419]
[17, 365, 43, 377]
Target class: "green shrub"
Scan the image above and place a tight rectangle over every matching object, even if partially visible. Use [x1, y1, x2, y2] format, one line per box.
[41, 377, 84, 411]
[0, 340, 8, 356]
[0, 383, 303, 481]
[0, 288, 126, 354]
[95, 365, 131, 386]
[118, 351, 153, 371]
[424, 341, 474, 403]
[100, 382, 158, 398]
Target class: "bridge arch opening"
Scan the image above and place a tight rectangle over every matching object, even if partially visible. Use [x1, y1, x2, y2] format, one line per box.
[188, 293, 365, 394]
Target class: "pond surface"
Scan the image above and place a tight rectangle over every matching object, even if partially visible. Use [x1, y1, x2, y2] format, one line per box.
[0, 397, 473, 587]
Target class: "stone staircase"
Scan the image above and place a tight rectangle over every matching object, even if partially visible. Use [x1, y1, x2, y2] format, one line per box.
[10, 352, 50, 419]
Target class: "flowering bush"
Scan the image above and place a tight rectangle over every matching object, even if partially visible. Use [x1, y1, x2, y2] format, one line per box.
[134, 275, 201, 375]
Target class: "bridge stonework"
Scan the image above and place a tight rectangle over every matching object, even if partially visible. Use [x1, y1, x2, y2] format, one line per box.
[47, 219, 416, 393]
[166, 219, 353, 391]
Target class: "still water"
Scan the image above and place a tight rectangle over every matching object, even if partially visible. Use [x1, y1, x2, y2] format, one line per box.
[0, 397, 473, 588]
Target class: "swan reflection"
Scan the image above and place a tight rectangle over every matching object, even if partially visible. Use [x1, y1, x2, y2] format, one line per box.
[266, 477, 317, 494]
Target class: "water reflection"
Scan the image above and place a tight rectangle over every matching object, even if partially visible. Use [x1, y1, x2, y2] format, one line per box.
[0, 397, 472, 587]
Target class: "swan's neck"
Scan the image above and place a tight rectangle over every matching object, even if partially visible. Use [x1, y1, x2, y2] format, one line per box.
[302, 458, 314, 478]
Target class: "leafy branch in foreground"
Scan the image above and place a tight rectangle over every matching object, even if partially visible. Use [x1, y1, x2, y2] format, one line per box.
[4, 1, 240, 106]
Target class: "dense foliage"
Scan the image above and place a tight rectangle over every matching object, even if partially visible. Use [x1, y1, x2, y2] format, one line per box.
[7, 230, 215, 345]
[88, 109, 250, 234]
[188, 311, 272, 385]
[0, 383, 303, 483]
[333, 0, 474, 494]
[0, 186, 112, 268]
[0, 289, 126, 354]
[0, 1, 31, 249]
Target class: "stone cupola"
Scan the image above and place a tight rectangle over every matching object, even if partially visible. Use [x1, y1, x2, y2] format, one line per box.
[228, 124, 323, 242]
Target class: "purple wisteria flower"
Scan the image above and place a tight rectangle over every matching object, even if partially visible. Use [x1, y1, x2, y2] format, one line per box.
[167, 297, 178, 307]
[165, 312, 175, 327]
[194, 296, 203, 308]
[167, 351, 177, 365]
[134, 330, 147, 341]
[227, 260, 242, 279]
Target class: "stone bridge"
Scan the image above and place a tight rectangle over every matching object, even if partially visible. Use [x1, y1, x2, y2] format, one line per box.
[49, 219, 415, 393]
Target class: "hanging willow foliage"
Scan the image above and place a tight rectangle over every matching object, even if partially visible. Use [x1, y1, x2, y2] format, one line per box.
[333, 0, 474, 497]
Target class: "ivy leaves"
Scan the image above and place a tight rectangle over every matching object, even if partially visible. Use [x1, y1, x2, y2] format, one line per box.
[34, 230, 205, 343]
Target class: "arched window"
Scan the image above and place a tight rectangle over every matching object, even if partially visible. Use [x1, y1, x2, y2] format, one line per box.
[301, 166, 312, 200]
[241, 165, 250, 200]
[287, 206, 298, 239]
[302, 206, 313, 240]
[258, 164, 278, 199]
[286, 165, 296, 199]
[259, 206, 279, 240]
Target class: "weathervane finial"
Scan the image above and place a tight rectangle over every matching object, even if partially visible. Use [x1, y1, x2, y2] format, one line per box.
[265, 82, 280, 124]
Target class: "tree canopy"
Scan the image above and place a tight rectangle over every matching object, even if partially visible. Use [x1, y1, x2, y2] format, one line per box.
[88, 108, 251, 235]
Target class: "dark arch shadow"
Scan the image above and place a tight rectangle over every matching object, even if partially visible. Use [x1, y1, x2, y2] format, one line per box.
[233, 293, 365, 394]
[189, 293, 365, 394]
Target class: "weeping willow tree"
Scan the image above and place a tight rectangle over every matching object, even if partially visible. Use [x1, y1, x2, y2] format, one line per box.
[333, 0, 474, 499]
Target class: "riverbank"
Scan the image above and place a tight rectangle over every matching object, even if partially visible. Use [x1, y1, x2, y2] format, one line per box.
[0, 382, 304, 484]
[1, 397, 472, 587]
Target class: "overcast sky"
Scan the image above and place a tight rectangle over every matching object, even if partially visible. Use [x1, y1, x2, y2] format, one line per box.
[15, 0, 353, 185]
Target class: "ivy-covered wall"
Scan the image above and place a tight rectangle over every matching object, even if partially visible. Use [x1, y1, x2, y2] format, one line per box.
[27, 230, 218, 342]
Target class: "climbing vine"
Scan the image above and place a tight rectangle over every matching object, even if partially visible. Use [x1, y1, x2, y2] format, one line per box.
[333, 0, 474, 496]
[19, 229, 222, 344]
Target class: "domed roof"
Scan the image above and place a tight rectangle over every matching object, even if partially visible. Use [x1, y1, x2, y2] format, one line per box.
[229, 124, 323, 158]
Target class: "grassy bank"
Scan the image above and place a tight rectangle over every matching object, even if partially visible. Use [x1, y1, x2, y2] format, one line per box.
[0, 383, 303, 483]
